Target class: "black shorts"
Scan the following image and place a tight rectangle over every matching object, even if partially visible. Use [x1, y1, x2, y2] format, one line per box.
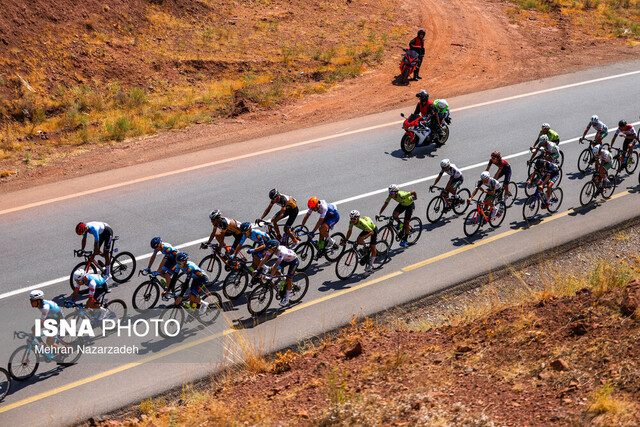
[99, 226, 113, 252]
[497, 165, 512, 186]
[623, 137, 634, 152]
[189, 276, 208, 296]
[275, 205, 299, 228]
[393, 203, 414, 220]
[230, 232, 243, 249]
[358, 228, 377, 244]
[92, 283, 108, 301]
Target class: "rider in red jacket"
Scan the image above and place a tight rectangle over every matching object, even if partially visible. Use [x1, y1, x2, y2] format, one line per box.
[408, 29, 426, 80]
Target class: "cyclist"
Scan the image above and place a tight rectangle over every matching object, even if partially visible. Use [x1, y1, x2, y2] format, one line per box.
[258, 188, 299, 247]
[341, 210, 377, 273]
[75, 221, 113, 279]
[432, 99, 450, 139]
[202, 210, 243, 254]
[378, 184, 417, 247]
[69, 269, 109, 320]
[408, 28, 426, 80]
[145, 237, 178, 300]
[254, 239, 300, 307]
[30, 290, 62, 350]
[431, 159, 464, 202]
[238, 222, 270, 272]
[533, 123, 560, 146]
[485, 151, 512, 199]
[173, 252, 211, 314]
[529, 134, 560, 164]
[610, 120, 637, 169]
[590, 144, 613, 188]
[527, 159, 560, 209]
[467, 171, 502, 213]
[581, 115, 608, 146]
[300, 197, 340, 259]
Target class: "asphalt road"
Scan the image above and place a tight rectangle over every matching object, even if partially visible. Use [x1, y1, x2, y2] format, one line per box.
[0, 59, 639, 426]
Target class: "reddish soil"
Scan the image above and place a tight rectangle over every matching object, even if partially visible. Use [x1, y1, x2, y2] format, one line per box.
[1, 0, 638, 195]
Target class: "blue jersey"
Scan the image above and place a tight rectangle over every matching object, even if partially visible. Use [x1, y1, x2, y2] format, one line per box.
[155, 242, 178, 258]
[239, 229, 269, 246]
[84, 221, 109, 241]
[39, 299, 62, 321]
[77, 274, 107, 298]
[177, 261, 208, 280]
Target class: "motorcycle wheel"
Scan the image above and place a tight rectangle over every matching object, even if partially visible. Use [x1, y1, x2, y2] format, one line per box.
[436, 125, 450, 145]
[401, 134, 416, 155]
[401, 67, 410, 85]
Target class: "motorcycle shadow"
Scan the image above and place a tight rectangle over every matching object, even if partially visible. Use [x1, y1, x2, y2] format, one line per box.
[391, 75, 412, 86]
[388, 146, 437, 160]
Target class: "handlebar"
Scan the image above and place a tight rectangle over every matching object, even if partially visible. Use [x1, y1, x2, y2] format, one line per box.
[375, 215, 393, 222]
[14, 331, 31, 340]
[138, 269, 158, 277]
[74, 249, 92, 257]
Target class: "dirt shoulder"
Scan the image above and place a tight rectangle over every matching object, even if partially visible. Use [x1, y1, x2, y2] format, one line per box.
[2, 0, 638, 194]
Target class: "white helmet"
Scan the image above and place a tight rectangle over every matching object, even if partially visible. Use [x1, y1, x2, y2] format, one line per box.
[538, 134, 549, 143]
[541, 123, 551, 130]
[440, 159, 450, 168]
[480, 171, 490, 180]
[388, 184, 399, 194]
[592, 144, 601, 155]
[73, 269, 86, 283]
[590, 115, 599, 124]
[349, 210, 361, 220]
[30, 290, 44, 300]
[437, 99, 448, 110]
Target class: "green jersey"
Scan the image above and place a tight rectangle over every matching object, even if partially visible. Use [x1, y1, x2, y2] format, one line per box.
[538, 129, 559, 143]
[350, 216, 376, 232]
[386, 191, 414, 207]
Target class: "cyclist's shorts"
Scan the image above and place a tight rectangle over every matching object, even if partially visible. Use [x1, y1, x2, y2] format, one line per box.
[358, 228, 378, 244]
[542, 171, 560, 185]
[162, 255, 177, 271]
[393, 202, 415, 219]
[282, 206, 299, 228]
[231, 233, 243, 249]
[623, 137, 634, 151]
[279, 259, 299, 278]
[603, 162, 612, 170]
[497, 165, 512, 185]
[449, 175, 463, 188]
[322, 210, 340, 229]
[597, 129, 609, 138]
[252, 249, 267, 259]
[99, 226, 113, 252]
[484, 194, 496, 203]
[189, 276, 208, 296]
[91, 283, 108, 301]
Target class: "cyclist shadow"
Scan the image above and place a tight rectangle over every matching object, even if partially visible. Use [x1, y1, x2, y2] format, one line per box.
[566, 171, 587, 181]
[7, 366, 68, 389]
[423, 216, 454, 232]
[568, 204, 598, 216]
[451, 232, 488, 246]
[317, 274, 368, 293]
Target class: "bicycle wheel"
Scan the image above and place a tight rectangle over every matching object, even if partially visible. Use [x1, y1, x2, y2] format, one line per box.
[579, 181, 596, 206]
[463, 210, 481, 237]
[159, 305, 185, 338]
[602, 175, 616, 199]
[406, 217, 423, 245]
[196, 292, 223, 325]
[324, 232, 346, 262]
[577, 148, 592, 173]
[0, 367, 10, 402]
[294, 241, 314, 271]
[453, 188, 471, 214]
[69, 262, 97, 292]
[247, 284, 274, 316]
[132, 281, 160, 312]
[57, 335, 85, 365]
[289, 273, 309, 304]
[611, 156, 621, 175]
[110, 251, 136, 283]
[503, 182, 518, 208]
[104, 299, 127, 323]
[524, 179, 538, 197]
[547, 187, 563, 213]
[198, 254, 222, 284]
[522, 195, 540, 221]
[426, 196, 445, 223]
[556, 150, 565, 168]
[223, 270, 249, 300]
[171, 273, 189, 298]
[335, 249, 358, 280]
[373, 241, 390, 269]
[489, 202, 507, 228]
[377, 224, 394, 249]
[625, 151, 639, 174]
[8, 345, 39, 381]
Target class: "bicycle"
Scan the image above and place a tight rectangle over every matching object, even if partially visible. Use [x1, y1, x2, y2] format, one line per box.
[579, 170, 616, 206]
[610, 146, 639, 175]
[463, 198, 507, 237]
[0, 367, 10, 402]
[69, 236, 136, 291]
[158, 280, 223, 337]
[255, 219, 308, 248]
[524, 168, 563, 196]
[198, 242, 251, 286]
[8, 330, 84, 381]
[577, 138, 598, 173]
[220, 255, 263, 301]
[335, 240, 390, 280]
[293, 229, 346, 271]
[425, 185, 471, 223]
[246, 270, 309, 316]
[522, 185, 563, 221]
[375, 214, 422, 247]
[64, 290, 127, 334]
[496, 181, 518, 208]
[527, 147, 564, 176]
[131, 270, 188, 312]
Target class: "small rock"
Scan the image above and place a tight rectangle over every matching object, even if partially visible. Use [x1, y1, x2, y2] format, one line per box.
[538, 370, 553, 380]
[550, 359, 570, 371]
[297, 410, 310, 419]
[412, 400, 421, 410]
[456, 345, 473, 353]
[343, 341, 362, 359]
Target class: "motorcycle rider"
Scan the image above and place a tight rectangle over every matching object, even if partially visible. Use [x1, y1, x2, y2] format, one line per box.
[408, 29, 426, 80]
[413, 89, 433, 118]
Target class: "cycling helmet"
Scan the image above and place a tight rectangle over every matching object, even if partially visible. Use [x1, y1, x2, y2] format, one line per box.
[209, 210, 221, 221]
[480, 171, 490, 180]
[150, 236, 162, 249]
[30, 290, 44, 300]
[418, 28, 426, 36]
[538, 134, 549, 144]
[73, 269, 86, 283]
[440, 159, 450, 168]
[75, 222, 87, 235]
[618, 120, 627, 128]
[437, 99, 448, 110]
[541, 123, 551, 131]
[307, 197, 319, 210]
[590, 115, 599, 125]
[266, 239, 279, 249]
[176, 252, 189, 263]
[388, 184, 399, 194]
[268, 188, 279, 200]
[592, 144, 601, 155]
[240, 222, 251, 233]
[349, 210, 361, 220]
[535, 158, 546, 170]
[416, 89, 429, 100]
[491, 151, 501, 159]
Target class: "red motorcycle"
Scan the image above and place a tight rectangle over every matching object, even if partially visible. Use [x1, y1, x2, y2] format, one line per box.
[399, 49, 419, 85]
[400, 112, 450, 155]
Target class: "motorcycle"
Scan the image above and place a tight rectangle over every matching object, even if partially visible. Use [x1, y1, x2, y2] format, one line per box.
[400, 112, 451, 155]
[399, 49, 420, 85]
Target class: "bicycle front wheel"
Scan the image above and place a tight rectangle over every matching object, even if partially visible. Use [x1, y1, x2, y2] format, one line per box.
[159, 305, 185, 338]
[453, 189, 471, 215]
[579, 181, 596, 206]
[335, 249, 358, 280]
[577, 149, 592, 173]
[373, 241, 390, 269]
[223, 270, 249, 300]
[406, 217, 423, 245]
[132, 281, 160, 312]
[377, 225, 394, 249]
[57, 335, 85, 365]
[8, 345, 39, 381]
[489, 202, 507, 228]
[503, 182, 517, 208]
[197, 292, 223, 325]
[110, 251, 136, 283]
[294, 241, 314, 271]
[247, 284, 274, 317]
[522, 195, 540, 222]
[0, 367, 10, 402]
[547, 187, 563, 213]
[289, 273, 309, 304]
[426, 196, 445, 223]
[104, 299, 127, 324]
[602, 175, 616, 199]
[325, 232, 346, 262]
[556, 150, 565, 168]
[69, 262, 97, 292]
[198, 254, 222, 284]
[463, 210, 481, 237]
[625, 151, 639, 173]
